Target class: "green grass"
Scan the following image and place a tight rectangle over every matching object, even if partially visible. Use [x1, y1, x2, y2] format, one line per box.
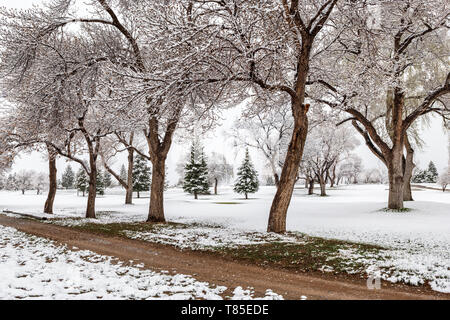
[46, 218, 386, 277]
[214, 234, 384, 274]
[214, 202, 241, 205]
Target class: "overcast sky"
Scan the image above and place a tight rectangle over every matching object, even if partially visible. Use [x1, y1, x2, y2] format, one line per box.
[2, 0, 449, 184]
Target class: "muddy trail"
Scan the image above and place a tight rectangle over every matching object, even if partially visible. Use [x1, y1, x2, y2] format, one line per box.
[0, 215, 448, 300]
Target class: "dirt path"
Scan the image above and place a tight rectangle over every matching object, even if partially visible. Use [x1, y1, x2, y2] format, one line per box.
[0, 215, 448, 300]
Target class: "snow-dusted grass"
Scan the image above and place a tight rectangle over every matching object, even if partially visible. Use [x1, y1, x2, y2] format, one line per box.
[0, 225, 282, 300]
[1, 184, 449, 293]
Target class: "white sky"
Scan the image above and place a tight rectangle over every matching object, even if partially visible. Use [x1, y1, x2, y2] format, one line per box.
[2, 0, 449, 184]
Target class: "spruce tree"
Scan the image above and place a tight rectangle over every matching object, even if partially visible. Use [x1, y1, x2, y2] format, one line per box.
[103, 170, 112, 188]
[426, 161, 438, 183]
[132, 155, 151, 198]
[61, 165, 75, 189]
[119, 164, 127, 187]
[234, 149, 259, 199]
[183, 142, 210, 199]
[76, 168, 88, 196]
[96, 169, 105, 195]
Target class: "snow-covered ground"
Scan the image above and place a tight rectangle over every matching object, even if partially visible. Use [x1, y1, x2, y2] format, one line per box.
[0, 225, 282, 300]
[1, 184, 449, 293]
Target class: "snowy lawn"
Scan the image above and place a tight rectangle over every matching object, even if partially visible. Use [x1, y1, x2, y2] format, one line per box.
[1, 184, 449, 293]
[0, 225, 282, 300]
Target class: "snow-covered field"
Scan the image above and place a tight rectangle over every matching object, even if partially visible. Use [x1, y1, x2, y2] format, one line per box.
[1, 184, 449, 293]
[0, 225, 282, 300]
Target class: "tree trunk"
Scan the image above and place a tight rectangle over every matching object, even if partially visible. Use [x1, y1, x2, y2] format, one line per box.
[86, 165, 97, 219]
[387, 149, 404, 210]
[319, 175, 327, 196]
[137, 191, 140, 198]
[125, 148, 134, 204]
[245, 192, 248, 199]
[304, 177, 309, 189]
[194, 191, 198, 200]
[330, 165, 336, 188]
[147, 157, 166, 222]
[274, 173, 280, 187]
[44, 149, 57, 214]
[403, 136, 414, 201]
[214, 178, 218, 195]
[22, 189, 25, 195]
[308, 180, 314, 195]
[267, 102, 309, 233]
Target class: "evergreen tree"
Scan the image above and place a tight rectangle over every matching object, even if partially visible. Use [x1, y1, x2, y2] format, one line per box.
[119, 164, 127, 187]
[234, 149, 259, 199]
[412, 169, 426, 183]
[183, 142, 210, 199]
[132, 155, 151, 198]
[96, 169, 105, 195]
[75, 168, 88, 196]
[426, 161, 438, 183]
[61, 165, 75, 189]
[5, 173, 18, 191]
[103, 170, 112, 188]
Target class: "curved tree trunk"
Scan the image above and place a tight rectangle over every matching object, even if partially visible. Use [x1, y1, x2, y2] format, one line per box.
[330, 165, 336, 188]
[267, 102, 309, 233]
[44, 147, 57, 214]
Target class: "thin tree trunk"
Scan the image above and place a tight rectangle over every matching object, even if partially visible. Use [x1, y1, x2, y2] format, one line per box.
[194, 191, 198, 200]
[267, 102, 309, 233]
[245, 193, 248, 199]
[330, 165, 336, 188]
[214, 178, 218, 195]
[147, 157, 166, 222]
[274, 173, 280, 187]
[44, 147, 57, 214]
[125, 147, 134, 204]
[308, 179, 314, 195]
[304, 177, 309, 189]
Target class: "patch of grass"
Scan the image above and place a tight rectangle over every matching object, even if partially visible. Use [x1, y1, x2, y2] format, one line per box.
[379, 207, 413, 213]
[214, 202, 241, 205]
[214, 234, 384, 275]
[70, 221, 183, 238]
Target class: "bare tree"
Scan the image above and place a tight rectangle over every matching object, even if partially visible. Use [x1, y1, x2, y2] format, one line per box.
[315, 1, 449, 209]
[208, 152, 233, 194]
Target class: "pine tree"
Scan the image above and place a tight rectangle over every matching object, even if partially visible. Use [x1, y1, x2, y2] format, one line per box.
[132, 155, 151, 198]
[426, 161, 438, 183]
[96, 169, 105, 195]
[61, 165, 75, 189]
[103, 170, 112, 188]
[76, 168, 88, 196]
[5, 173, 18, 191]
[183, 142, 210, 199]
[119, 164, 127, 187]
[412, 169, 426, 183]
[234, 149, 259, 199]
